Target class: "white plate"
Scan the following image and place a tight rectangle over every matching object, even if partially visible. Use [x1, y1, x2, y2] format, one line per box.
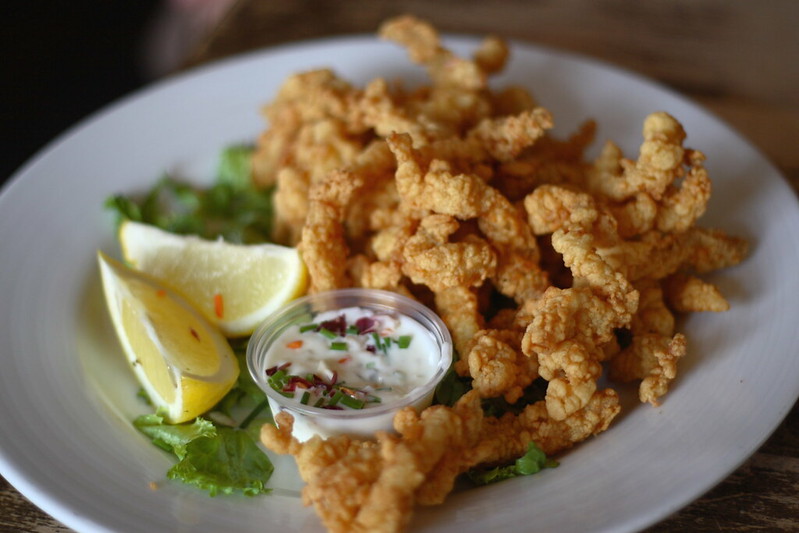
[1, 34, 798, 533]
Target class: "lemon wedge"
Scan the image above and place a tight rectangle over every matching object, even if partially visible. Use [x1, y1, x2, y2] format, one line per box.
[98, 251, 239, 423]
[118, 220, 307, 337]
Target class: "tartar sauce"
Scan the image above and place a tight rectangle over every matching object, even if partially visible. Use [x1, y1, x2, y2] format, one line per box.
[263, 307, 439, 411]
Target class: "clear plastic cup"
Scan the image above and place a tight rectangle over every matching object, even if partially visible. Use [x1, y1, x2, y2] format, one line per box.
[247, 288, 453, 441]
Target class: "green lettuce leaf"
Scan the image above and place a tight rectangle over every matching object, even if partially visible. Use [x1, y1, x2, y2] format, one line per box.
[133, 414, 216, 459]
[134, 413, 273, 496]
[167, 427, 274, 497]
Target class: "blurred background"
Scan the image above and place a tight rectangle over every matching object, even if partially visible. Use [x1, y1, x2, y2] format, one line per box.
[2, 0, 234, 182]
[3, 0, 797, 187]
[4, 2, 157, 181]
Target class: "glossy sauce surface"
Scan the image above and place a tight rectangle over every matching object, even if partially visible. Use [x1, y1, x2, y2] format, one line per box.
[263, 307, 440, 410]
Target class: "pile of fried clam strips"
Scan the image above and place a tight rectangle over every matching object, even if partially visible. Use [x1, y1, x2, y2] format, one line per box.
[247, 15, 748, 533]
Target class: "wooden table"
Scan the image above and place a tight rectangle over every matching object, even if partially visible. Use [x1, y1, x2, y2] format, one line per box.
[2, 0, 797, 531]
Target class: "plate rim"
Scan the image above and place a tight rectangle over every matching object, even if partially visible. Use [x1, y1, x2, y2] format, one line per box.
[1, 32, 798, 533]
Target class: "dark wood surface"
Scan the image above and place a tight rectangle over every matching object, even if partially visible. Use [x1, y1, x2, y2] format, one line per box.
[3, 0, 798, 531]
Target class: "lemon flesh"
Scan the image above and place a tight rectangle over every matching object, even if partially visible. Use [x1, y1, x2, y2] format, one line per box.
[98, 251, 239, 423]
[118, 220, 307, 337]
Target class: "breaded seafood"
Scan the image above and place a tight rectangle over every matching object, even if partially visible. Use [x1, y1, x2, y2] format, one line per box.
[251, 14, 748, 532]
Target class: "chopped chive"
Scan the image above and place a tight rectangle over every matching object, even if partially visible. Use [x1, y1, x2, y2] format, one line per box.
[397, 335, 412, 348]
[340, 394, 365, 409]
[268, 369, 289, 391]
[268, 367, 389, 411]
[346, 325, 359, 335]
[319, 328, 337, 339]
[330, 341, 348, 351]
[328, 390, 343, 406]
[299, 323, 318, 333]
[366, 361, 377, 370]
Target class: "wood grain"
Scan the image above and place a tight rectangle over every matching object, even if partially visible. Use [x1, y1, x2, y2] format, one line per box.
[3, 0, 797, 531]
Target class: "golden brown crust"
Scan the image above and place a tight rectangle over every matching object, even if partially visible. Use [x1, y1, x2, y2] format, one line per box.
[254, 14, 748, 533]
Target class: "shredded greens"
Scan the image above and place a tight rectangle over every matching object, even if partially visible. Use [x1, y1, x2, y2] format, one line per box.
[467, 441, 558, 486]
[105, 145, 274, 244]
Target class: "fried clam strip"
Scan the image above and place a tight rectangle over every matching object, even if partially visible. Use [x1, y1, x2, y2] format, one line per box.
[521, 112, 747, 411]
[586, 112, 712, 238]
[609, 279, 687, 405]
[522, 201, 743, 415]
[387, 131, 551, 304]
[663, 272, 730, 312]
[343, 140, 399, 244]
[462, 328, 539, 404]
[522, 284, 634, 421]
[360, 18, 546, 162]
[376, 16, 507, 142]
[262, 390, 620, 532]
[379, 16, 496, 90]
[523, 190, 744, 410]
[491, 119, 596, 205]
[521, 185, 638, 420]
[402, 213, 496, 291]
[434, 285, 484, 368]
[524, 185, 746, 302]
[300, 169, 365, 293]
[300, 139, 402, 293]
[448, 299, 541, 402]
[587, 111, 689, 202]
[261, 394, 483, 533]
[347, 216, 412, 294]
[555, 230, 639, 321]
[252, 69, 362, 188]
[253, 14, 510, 241]
[597, 227, 748, 283]
[411, 388, 621, 506]
[386, 131, 550, 379]
[251, 69, 368, 244]
[460, 388, 621, 483]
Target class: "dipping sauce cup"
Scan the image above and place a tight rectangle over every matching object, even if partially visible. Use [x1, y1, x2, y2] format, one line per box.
[247, 288, 453, 441]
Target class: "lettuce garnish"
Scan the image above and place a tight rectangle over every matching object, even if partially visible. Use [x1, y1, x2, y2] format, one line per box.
[105, 145, 274, 244]
[134, 413, 273, 497]
[113, 147, 277, 496]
